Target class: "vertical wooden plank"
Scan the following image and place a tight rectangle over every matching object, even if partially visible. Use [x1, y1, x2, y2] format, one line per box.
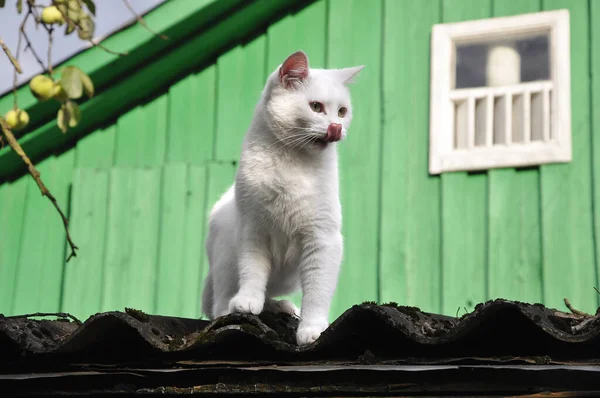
[101, 168, 135, 312]
[12, 151, 75, 314]
[0, 178, 28, 314]
[61, 168, 109, 320]
[214, 36, 266, 161]
[592, 0, 600, 307]
[487, 0, 543, 305]
[379, 0, 442, 314]
[74, 125, 117, 169]
[327, 0, 381, 319]
[182, 165, 209, 318]
[440, 0, 491, 315]
[267, 0, 327, 69]
[167, 66, 216, 164]
[155, 164, 188, 316]
[266, 0, 327, 309]
[200, 162, 237, 318]
[541, 0, 596, 311]
[114, 94, 168, 167]
[62, 121, 116, 319]
[101, 167, 161, 314]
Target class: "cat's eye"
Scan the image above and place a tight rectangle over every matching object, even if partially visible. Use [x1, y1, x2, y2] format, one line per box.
[338, 107, 347, 118]
[309, 101, 324, 113]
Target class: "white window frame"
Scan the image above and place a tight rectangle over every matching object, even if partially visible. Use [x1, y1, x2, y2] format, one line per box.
[429, 9, 571, 175]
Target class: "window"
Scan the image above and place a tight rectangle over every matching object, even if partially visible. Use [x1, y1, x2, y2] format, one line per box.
[428, 10, 571, 175]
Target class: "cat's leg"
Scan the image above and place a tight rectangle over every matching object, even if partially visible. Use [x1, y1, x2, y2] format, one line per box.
[211, 257, 239, 318]
[228, 225, 271, 315]
[296, 232, 343, 346]
[264, 298, 300, 317]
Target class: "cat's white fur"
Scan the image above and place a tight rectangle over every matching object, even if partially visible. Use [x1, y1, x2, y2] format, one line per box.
[202, 51, 364, 346]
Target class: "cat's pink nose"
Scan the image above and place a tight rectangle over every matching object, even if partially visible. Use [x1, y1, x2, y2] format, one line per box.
[326, 123, 342, 142]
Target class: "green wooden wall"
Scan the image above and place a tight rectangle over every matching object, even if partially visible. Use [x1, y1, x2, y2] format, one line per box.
[1, 0, 599, 321]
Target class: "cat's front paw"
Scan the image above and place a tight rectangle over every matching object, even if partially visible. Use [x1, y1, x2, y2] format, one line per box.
[264, 299, 300, 317]
[296, 318, 329, 346]
[228, 293, 265, 315]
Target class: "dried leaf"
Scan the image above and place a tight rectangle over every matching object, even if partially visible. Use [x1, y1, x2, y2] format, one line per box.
[65, 22, 75, 35]
[16, 0, 22, 13]
[65, 101, 81, 128]
[82, 0, 95, 16]
[60, 66, 83, 99]
[79, 70, 94, 98]
[57, 107, 69, 133]
[66, 7, 82, 24]
[67, 0, 80, 11]
[77, 16, 95, 40]
[0, 0, 6, 8]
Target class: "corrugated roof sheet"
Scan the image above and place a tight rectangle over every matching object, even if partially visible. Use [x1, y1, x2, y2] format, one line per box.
[2, 299, 600, 363]
[2, 299, 600, 396]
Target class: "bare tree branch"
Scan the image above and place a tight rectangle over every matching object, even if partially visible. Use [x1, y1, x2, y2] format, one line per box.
[46, 26, 54, 75]
[563, 298, 591, 317]
[52, 3, 129, 56]
[88, 40, 128, 56]
[572, 316, 598, 333]
[0, 117, 78, 262]
[0, 36, 22, 73]
[123, 0, 168, 40]
[19, 12, 47, 73]
[557, 298, 600, 334]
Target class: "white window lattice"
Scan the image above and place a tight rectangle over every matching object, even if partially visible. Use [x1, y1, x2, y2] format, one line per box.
[429, 10, 571, 175]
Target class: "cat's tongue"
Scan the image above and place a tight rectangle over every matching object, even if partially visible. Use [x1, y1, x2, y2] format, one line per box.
[325, 123, 342, 142]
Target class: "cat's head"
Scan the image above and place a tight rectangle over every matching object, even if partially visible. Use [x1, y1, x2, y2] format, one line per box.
[264, 51, 364, 152]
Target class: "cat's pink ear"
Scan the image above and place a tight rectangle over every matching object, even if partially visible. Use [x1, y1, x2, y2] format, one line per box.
[337, 65, 365, 84]
[279, 51, 309, 88]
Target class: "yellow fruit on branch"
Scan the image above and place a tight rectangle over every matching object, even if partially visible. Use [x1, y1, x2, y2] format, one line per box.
[29, 75, 55, 102]
[4, 109, 19, 129]
[41, 6, 65, 25]
[4, 108, 30, 131]
[18, 109, 30, 128]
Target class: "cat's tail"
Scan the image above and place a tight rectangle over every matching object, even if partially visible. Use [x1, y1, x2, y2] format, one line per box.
[201, 272, 214, 320]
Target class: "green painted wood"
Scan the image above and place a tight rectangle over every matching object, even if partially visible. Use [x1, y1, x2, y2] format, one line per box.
[60, 168, 109, 320]
[101, 167, 161, 314]
[266, 0, 327, 69]
[182, 165, 209, 318]
[156, 164, 209, 318]
[266, 0, 327, 309]
[11, 151, 75, 314]
[379, 0, 442, 313]
[155, 163, 188, 316]
[214, 36, 266, 161]
[0, 0, 310, 182]
[0, 178, 28, 314]
[327, 0, 381, 319]
[200, 162, 237, 318]
[74, 125, 117, 169]
[592, 0, 600, 307]
[541, 0, 596, 312]
[488, 168, 543, 302]
[114, 95, 167, 167]
[486, 0, 543, 305]
[167, 66, 216, 164]
[440, 0, 491, 316]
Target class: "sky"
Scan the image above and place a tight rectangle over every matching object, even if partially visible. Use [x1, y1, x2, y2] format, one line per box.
[0, 0, 166, 95]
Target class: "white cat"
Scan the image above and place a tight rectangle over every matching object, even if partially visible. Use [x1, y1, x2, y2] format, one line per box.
[201, 51, 363, 346]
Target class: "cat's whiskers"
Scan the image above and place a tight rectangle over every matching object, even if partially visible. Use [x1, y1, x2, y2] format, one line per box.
[262, 131, 323, 152]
